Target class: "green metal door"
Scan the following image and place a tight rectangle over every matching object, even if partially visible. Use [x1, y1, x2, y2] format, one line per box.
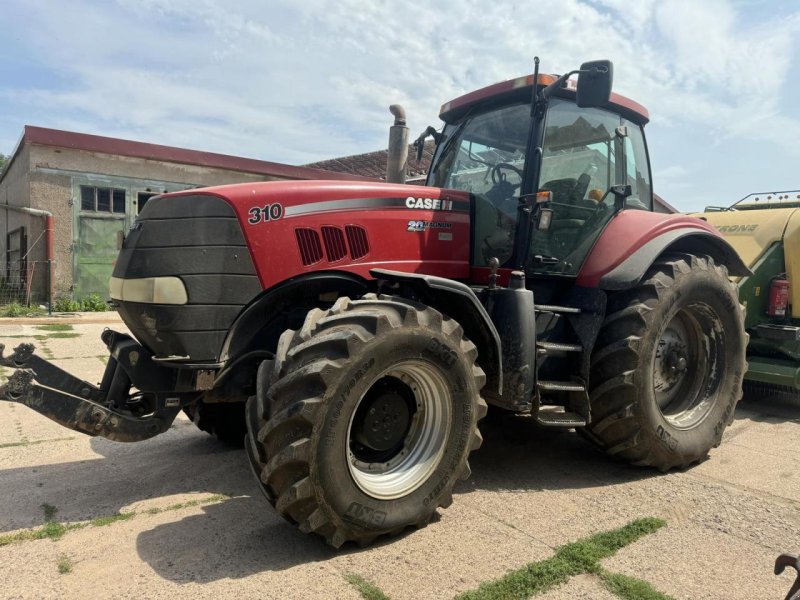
[73, 184, 128, 300]
[74, 215, 125, 299]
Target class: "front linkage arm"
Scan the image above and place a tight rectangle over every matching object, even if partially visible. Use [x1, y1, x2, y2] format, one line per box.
[0, 338, 180, 443]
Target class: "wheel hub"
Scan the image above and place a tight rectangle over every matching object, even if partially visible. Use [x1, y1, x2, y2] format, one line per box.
[352, 380, 413, 454]
[346, 362, 452, 500]
[652, 303, 720, 429]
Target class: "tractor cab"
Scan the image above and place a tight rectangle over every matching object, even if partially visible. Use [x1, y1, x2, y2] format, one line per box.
[425, 65, 653, 277]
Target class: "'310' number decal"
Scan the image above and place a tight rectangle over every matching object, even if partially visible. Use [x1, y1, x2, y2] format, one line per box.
[248, 203, 284, 225]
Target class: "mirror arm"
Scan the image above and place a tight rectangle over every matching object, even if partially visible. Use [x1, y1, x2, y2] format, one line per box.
[413, 126, 442, 161]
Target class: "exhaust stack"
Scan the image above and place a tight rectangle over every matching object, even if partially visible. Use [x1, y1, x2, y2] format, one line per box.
[386, 104, 408, 184]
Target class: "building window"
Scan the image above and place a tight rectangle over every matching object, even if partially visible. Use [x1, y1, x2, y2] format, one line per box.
[136, 192, 159, 214]
[80, 185, 126, 213]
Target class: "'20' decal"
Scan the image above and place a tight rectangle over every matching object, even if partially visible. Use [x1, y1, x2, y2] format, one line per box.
[248, 203, 284, 225]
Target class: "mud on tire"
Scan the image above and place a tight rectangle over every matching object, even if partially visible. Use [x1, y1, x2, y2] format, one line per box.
[587, 254, 746, 471]
[244, 294, 487, 547]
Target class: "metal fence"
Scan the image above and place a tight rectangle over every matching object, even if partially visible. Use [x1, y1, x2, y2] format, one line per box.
[0, 260, 51, 307]
[2, 226, 52, 309]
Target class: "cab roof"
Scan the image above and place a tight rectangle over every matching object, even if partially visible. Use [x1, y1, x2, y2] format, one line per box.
[440, 73, 650, 125]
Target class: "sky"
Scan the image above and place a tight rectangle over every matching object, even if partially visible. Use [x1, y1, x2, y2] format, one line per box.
[1, 0, 799, 212]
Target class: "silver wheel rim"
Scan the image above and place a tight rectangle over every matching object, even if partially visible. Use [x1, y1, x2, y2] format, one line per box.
[346, 360, 452, 500]
[652, 302, 720, 429]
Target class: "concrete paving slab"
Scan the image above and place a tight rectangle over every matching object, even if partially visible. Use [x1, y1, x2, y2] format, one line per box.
[1, 317, 799, 599]
[603, 523, 790, 600]
[540, 574, 618, 600]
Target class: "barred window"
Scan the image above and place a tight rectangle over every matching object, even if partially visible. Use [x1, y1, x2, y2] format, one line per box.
[80, 186, 126, 213]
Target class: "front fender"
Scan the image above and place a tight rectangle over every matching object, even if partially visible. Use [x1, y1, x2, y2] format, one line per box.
[577, 211, 750, 290]
[371, 268, 503, 396]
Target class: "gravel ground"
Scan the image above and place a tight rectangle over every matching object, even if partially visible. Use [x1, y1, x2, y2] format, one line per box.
[1, 314, 798, 599]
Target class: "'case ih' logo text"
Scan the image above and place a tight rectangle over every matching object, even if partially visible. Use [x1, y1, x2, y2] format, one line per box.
[406, 196, 453, 211]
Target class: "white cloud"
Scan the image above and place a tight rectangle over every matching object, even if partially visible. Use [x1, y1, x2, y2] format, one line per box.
[0, 0, 799, 216]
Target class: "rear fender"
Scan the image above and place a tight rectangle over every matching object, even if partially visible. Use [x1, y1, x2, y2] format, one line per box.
[371, 268, 503, 395]
[578, 212, 751, 290]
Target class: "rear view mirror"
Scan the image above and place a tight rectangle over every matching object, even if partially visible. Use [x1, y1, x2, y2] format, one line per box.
[577, 60, 613, 108]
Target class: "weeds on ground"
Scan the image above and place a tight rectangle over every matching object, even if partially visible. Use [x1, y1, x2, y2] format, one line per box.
[53, 294, 108, 313]
[57, 554, 72, 574]
[345, 573, 391, 600]
[0, 494, 231, 547]
[36, 324, 73, 332]
[457, 518, 668, 600]
[0, 302, 46, 317]
[53, 297, 81, 312]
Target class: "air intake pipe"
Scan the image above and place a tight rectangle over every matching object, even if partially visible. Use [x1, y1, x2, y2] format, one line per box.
[386, 105, 408, 184]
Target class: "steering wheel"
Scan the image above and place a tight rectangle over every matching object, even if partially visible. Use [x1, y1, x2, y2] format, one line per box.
[491, 163, 524, 186]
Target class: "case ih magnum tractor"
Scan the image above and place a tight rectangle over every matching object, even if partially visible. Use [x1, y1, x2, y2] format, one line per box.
[1, 60, 749, 547]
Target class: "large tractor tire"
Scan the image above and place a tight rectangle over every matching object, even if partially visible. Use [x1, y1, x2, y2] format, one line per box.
[244, 294, 487, 547]
[587, 254, 746, 471]
[184, 401, 246, 447]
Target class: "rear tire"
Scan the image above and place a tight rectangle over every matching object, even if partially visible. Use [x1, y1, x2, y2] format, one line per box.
[587, 254, 746, 470]
[245, 295, 487, 547]
[184, 402, 246, 447]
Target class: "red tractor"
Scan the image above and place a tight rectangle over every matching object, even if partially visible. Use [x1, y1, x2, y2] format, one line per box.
[1, 60, 748, 547]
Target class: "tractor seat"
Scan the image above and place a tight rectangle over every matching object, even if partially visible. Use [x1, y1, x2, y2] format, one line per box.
[541, 178, 578, 203]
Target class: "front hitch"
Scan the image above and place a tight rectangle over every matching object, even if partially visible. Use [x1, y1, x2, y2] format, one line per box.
[0, 341, 180, 443]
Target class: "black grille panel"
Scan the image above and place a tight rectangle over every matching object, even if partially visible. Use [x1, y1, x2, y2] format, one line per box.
[113, 194, 260, 362]
[345, 225, 370, 259]
[295, 228, 324, 265]
[321, 226, 347, 262]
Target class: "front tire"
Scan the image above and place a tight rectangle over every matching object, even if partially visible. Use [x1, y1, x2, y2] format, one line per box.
[587, 254, 746, 470]
[245, 295, 487, 547]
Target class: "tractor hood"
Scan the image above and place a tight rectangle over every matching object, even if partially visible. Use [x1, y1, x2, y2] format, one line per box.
[110, 180, 472, 362]
[192, 180, 474, 288]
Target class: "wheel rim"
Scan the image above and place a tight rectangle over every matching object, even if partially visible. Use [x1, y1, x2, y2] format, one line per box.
[652, 302, 723, 429]
[347, 360, 452, 500]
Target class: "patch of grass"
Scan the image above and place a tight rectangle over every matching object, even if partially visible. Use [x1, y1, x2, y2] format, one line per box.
[97, 355, 108, 365]
[36, 324, 73, 332]
[345, 573, 391, 600]
[57, 554, 72, 574]
[40, 503, 58, 522]
[0, 494, 231, 547]
[456, 518, 666, 600]
[599, 571, 675, 600]
[45, 332, 80, 339]
[143, 493, 230, 515]
[89, 512, 136, 527]
[0, 436, 74, 449]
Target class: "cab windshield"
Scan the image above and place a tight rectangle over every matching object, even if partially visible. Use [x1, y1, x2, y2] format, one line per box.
[429, 102, 531, 267]
[428, 98, 652, 274]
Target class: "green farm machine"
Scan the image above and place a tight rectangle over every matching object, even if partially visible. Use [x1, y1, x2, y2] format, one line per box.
[698, 191, 800, 392]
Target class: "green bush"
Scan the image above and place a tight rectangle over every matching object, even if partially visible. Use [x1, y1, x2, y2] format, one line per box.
[53, 296, 81, 312]
[0, 303, 47, 318]
[80, 294, 107, 312]
[1, 302, 24, 317]
[53, 294, 108, 312]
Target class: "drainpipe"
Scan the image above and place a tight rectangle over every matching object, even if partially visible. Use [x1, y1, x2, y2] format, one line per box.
[386, 105, 409, 184]
[1, 204, 55, 311]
